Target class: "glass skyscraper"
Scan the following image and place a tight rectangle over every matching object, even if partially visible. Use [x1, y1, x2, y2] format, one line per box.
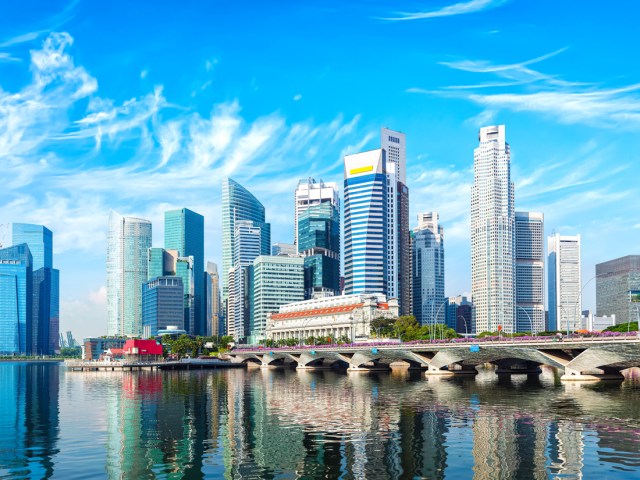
[548, 234, 581, 332]
[298, 202, 340, 298]
[343, 149, 388, 295]
[107, 211, 152, 337]
[142, 276, 184, 337]
[596, 255, 640, 324]
[164, 208, 205, 335]
[222, 178, 271, 302]
[12, 223, 59, 354]
[0, 244, 32, 354]
[412, 213, 445, 326]
[515, 212, 545, 333]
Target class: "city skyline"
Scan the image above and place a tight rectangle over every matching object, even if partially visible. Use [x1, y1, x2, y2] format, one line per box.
[1, 1, 639, 339]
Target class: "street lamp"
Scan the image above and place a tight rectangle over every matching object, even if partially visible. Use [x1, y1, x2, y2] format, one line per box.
[516, 306, 535, 336]
[457, 315, 469, 337]
[431, 300, 449, 342]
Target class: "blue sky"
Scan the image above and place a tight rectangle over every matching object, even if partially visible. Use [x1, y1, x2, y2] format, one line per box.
[1, 0, 639, 339]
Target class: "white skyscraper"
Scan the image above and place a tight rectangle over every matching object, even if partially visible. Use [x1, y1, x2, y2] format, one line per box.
[548, 234, 582, 332]
[515, 212, 545, 333]
[381, 128, 410, 315]
[471, 125, 515, 334]
[107, 211, 152, 337]
[294, 178, 339, 248]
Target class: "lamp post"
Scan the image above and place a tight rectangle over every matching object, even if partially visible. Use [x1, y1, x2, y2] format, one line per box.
[431, 300, 449, 342]
[516, 306, 535, 336]
[458, 315, 469, 337]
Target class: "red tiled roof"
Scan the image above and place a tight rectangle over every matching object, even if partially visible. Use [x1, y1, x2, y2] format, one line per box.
[271, 302, 389, 320]
[108, 348, 124, 355]
[123, 339, 163, 355]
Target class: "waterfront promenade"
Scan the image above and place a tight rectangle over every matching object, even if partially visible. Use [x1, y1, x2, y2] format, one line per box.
[229, 333, 640, 380]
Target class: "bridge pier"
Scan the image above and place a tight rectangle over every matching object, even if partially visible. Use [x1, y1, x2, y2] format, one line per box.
[425, 364, 478, 376]
[561, 367, 624, 382]
[495, 360, 542, 375]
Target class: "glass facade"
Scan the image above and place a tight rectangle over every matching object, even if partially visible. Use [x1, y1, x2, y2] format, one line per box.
[142, 276, 184, 337]
[165, 209, 205, 336]
[344, 150, 388, 295]
[412, 213, 445, 327]
[515, 212, 545, 333]
[176, 256, 195, 335]
[107, 212, 152, 337]
[221, 178, 271, 302]
[596, 255, 640, 324]
[0, 244, 33, 354]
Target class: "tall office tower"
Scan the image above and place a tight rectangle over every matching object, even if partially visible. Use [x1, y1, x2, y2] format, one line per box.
[0, 244, 32, 354]
[446, 295, 473, 334]
[596, 255, 640, 324]
[148, 247, 177, 279]
[548, 234, 582, 332]
[228, 220, 262, 341]
[12, 223, 60, 354]
[412, 212, 445, 326]
[164, 208, 205, 335]
[250, 255, 305, 343]
[206, 262, 222, 336]
[142, 276, 184, 337]
[222, 178, 271, 301]
[107, 211, 152, 337]
[298, 202, 340, 298]
[343, 149, 388, 295]
[294, 178, 339, 248]
[515, 212, 545, 333]
[471, 125, 515, 334]
[271, 243, 297, 256]
[381, 128, 410, 315]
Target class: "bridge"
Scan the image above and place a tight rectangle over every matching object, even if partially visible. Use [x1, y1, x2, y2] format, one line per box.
[227, 334, 640, 381]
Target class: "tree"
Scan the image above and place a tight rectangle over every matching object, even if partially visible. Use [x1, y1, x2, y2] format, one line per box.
[370, 316, 395, 338]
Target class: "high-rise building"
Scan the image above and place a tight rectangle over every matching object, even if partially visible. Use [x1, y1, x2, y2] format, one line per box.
[206, 262, 222, 336]
[515, 212, 545, 333]
[12, 223, 59, 354]
[228, 220, 263, 341]
[148, 247, 177, 279]
[471, 125, 515, 334]
[343, 149, 387, 295]
[0, 244, 32, 355]
[446, 295, 473, 335]
[412, 212, 445, 326]
[298, 202, 340, 298]
[164, 209, 205, 335]
[381, 128, 410, 315]
[548, 234, 581, 332]
[222, 178, 271, 302]
[107, 212, 152, 337]
[294, 178, 339, 248]
[271, 243, 297, 257]
[142, 276, 184, 337]
[250, 255, 305, 344]
[596, 255, 640, 325]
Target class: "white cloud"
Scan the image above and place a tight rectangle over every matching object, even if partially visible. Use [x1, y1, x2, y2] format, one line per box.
[381, 0, 509, 21]
[140, 69, 148, 79]
[293, 93, 302, 101]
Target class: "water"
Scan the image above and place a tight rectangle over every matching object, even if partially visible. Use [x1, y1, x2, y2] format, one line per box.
[1, 362, 639, 479]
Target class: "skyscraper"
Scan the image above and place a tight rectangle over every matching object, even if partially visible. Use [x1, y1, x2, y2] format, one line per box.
[12, 223, 60, 354]
[596, 255, 640, 325]
[107, 211, 152, 337]
[381, 128, 410, 315]
[548, 234, 582, 332]
[343, 149, 387, 295]
[471, 125, 515, 334]
[222, 178, 271, 302]
[206, 262, 222, 336]
[294, 178, 339, 248]
[412, 212, 445, 326]
[142, 276, 184, 337]
[250, 255, 304, 343]
[165, 208, 205, 335]
[0, 244, 32, 354]
[515, 212, 545, 333]
[298, 202, 340, 298]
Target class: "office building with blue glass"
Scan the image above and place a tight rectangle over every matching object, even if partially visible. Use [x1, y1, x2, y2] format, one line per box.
[343, 149, 388, 295]
[0, 244, 33, 355]
[142, 276, 184, 337]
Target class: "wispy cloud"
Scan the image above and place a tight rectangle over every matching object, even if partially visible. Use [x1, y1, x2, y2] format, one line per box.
[381, 0, 509, 21]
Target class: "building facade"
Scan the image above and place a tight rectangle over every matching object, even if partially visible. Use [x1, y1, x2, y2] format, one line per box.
[298, 202, 340, 298]
[294, 178, 339, 248]
[596, 255, 640, 325]
[206, 262, 222, 336]
[250, 255, 305, 344]
[271, 243, 297, 256]
[548, 234, 582, 332]
[343, 149, 388, 295]
[471, 125, 515, 334]
[381, 128, 410, 316]
[514, 212, 545, 333]
[0, 244, 33, 354]
[12, 223, 60, 355]
[142, 276, 184, 337]
[107, 211, 152, 337]
[165, 208, 205, 335]
[412, 213, 445, 326]
[266, 293, 399, 343]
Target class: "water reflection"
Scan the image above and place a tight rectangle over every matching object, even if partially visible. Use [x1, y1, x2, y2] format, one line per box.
[0, 363, 638, 479]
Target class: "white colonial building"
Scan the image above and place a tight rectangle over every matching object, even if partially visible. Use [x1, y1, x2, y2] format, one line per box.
[266, 293, 399, 342]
